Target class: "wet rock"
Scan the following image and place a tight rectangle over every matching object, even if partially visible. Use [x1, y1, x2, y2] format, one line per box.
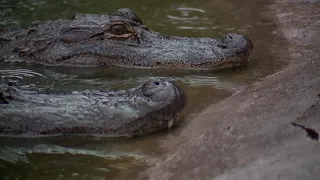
[291, 99, 320, 141]
[138, 0, 320, 179]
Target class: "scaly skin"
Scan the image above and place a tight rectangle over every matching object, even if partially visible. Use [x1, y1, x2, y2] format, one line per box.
[0, 8, 253, 70]
[0, 78, 186, 137]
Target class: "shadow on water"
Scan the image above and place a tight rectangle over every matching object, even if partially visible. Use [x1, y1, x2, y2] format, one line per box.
[0, 0, 286, 179]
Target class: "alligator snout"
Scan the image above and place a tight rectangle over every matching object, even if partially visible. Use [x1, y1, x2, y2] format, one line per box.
[202, 33, 254, 70]
[220, 33, 254, 51]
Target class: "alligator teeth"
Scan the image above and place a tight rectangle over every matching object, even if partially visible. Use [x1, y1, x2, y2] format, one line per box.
[167, 119, 174, 129]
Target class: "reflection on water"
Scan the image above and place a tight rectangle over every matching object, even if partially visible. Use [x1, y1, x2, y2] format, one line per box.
[0, 0, 284, 179]
[0, 144, 148, 179]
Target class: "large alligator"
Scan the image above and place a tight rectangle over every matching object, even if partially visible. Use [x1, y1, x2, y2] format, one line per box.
[0, 8, 253, 70]
[0, 77, 186, 137]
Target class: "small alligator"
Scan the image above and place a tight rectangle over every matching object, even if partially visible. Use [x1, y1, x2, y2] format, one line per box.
[0, 78, 186, 137]
[0, 8, 253, 70]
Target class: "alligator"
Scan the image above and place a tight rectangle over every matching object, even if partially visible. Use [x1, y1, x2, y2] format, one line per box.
[0, 8, 253, 70]
[0, 77, 186, 137]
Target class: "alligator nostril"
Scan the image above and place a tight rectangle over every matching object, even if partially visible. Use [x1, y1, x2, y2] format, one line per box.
[154, 81, 159, 85]
[217, 43, 228, 49]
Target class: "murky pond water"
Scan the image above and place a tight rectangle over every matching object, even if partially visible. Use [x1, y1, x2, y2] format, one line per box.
[0, 0, 285, 179]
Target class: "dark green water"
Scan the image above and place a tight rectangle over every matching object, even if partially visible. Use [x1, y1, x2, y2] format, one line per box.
[0, 0, 285, 179]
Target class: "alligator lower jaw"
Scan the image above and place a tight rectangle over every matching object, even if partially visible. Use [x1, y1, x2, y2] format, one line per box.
[168, 113, 182, 130]
[168, 118, 175, 129]
[113, 61, 249, 71]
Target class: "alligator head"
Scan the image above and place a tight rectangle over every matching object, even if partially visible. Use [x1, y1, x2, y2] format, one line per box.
[1, 8, 254, 70]
[117, 78, 187, 136]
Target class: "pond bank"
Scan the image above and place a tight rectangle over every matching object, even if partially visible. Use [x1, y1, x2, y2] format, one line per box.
[139, 0, 320, 179]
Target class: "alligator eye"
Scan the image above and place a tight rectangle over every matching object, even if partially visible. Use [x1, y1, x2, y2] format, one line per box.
[154, 81, 160, 85]
[110, 24, 127, 35]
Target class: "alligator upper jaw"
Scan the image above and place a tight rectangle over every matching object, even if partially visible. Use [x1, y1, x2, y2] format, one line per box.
[39, 32, 253, 70]
[63, 32, 253, 70]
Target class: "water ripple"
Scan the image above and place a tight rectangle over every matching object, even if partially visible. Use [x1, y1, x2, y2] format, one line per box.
[175, 7, 206, 13]
[22, 144, 144, 160]
[177, 26, 209, 30]
[167, 15, 200, 21]
[166, 6, 207, 22]
[0, 147, 29, 163]
[0, 69, 45, 79]
[163, 6, 213, 31]
[181, 75, 247, 92]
